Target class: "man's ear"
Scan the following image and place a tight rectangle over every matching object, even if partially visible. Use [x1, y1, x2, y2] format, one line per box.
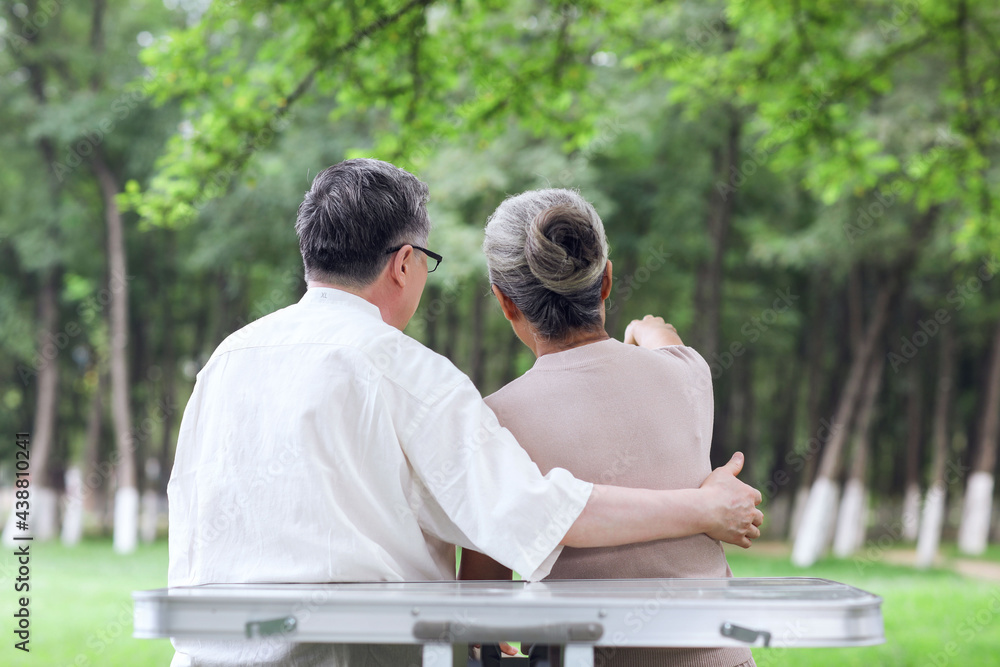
[491, 284, 521, 323]
[601, 260, 613, 300]
[387, 246, 415, 288]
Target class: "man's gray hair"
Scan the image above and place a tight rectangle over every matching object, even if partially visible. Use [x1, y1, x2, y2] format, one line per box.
[295, 158, 430, 287]
[483, 189, 609, 339]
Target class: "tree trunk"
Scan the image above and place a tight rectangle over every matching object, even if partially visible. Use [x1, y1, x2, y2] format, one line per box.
[833, 350, 885, 557]
[766, 349, 801, 538]
[699, 113, 740, 468]
[423, 283, 440, 352]
[94, 151, 138, 554]
[692, 108, 740, 362]
[442, 291, 459, 363]
[902, 361, 924, 541]
[61, 466, 85, 546]
[790, 276, 830, 539]
[740, 348, 758, 484]
[605, 252, 636, 338]
[82, 369, 106, 517]
[917, 326, 956, 568]
[761, 331, 806, 539]
[469, 283, 486, 391]
[792, 279, 896, 567]
[958, 317, 1000, 555]
[63, 361, 105, 546]
[2, 36, 64, 544]
[157, 234, 178, 495]
[3, 270, 61, 545]
[847, 266, 864, 353]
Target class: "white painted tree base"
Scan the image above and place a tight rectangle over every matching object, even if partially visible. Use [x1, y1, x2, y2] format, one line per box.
[1, 490, 29, 546]
[789, 485, 811, 541]
[61, 468, 84, 546]
[833, 479, 866, 558]
[958, 472, 995, 555]
[765, 493, 791, 539]
[33, 487, 59, 540]
[901, 482, 921, 542]
[792, 477, 839, 567]
[141, 490, 160, 543]
[113, 486, 139, 554]
[915, 484, 946, 569]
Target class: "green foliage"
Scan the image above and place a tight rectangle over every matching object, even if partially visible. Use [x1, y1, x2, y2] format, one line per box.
[130, 0, 617, 227]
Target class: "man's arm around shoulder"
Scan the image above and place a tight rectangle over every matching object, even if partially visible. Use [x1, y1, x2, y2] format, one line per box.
[562, 452, 763, 549]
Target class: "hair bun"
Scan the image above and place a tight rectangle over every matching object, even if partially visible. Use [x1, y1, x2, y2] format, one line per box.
[524, 204, 606, 295]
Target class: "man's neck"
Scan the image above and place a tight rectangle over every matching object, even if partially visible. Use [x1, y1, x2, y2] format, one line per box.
[306, 280, 402, 330]
[307, 279, 369, 298]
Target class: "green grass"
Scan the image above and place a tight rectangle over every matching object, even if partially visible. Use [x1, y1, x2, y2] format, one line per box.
[725, 548, 1000, 667]
[2, 539, 173, 667]
[1, 539, 997, 666]
[939, 541, 1000, 564]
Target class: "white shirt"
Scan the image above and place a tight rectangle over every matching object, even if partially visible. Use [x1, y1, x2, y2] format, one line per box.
[167, 287, 593, 665]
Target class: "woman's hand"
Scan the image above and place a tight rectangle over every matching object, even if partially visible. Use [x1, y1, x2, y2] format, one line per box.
[624, 315, 684, 348]
[699, 452, 764, 548]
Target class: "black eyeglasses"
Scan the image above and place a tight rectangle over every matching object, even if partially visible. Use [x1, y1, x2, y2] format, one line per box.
[384, 244, 443, 273]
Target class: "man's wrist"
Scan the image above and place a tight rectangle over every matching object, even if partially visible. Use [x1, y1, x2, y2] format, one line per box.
[689, 486, 714, 535]
[664, 487, 708, 537]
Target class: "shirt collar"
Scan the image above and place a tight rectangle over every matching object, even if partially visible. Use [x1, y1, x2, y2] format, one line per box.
[299, 286, 383, 319]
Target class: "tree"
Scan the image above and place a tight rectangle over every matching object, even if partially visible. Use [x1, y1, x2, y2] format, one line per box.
[833, 347, 886, 557]
[957, 318, 1000, 554]
[916, 326, 956, 567]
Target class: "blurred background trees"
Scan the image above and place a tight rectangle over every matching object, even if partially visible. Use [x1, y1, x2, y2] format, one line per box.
[1, 0, 998, 568]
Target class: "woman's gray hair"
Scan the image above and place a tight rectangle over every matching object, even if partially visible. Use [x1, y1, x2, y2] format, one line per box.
[483, 189, 609, 339]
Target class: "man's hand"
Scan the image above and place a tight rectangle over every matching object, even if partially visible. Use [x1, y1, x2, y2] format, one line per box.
[699, 452, 764, 548]
[624, 315, 684, 348]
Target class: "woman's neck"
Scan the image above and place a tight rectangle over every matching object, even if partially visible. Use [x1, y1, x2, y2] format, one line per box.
[534, 327, 611, 357]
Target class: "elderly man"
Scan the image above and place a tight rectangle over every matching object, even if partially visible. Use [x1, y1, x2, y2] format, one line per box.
[167, 158, 763, 666]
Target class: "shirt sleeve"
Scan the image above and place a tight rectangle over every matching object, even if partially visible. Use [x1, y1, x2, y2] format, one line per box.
[392, 374, 593, 581]
[653, 345, 714, 393]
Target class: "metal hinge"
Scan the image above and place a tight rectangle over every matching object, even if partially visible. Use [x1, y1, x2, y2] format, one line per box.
[246, 616, 298, 638]
[721, 621, 772, 647]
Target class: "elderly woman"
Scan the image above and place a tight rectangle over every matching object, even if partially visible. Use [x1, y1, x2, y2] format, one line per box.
[460, 189, 755, 667]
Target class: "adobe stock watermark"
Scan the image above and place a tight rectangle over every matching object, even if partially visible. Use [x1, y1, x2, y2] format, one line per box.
[877, 0, 931, 38]
[50, 83, 152, 182]
[708, 288, 799, 379]
[16, 268, 134, 386]
[716, 87, 832, 202]
[68, 364, 179, 509]
[761, 418, 843, 503]
[0, 0, 64, 54]
[887, 256, 999, 372]
[926, 587, 1000, 667]
[606, 245, 671, 317]
[843, 131, 956, 243]
[854, 458, 969, 574]
[661, 8, 733, 71]
[541, 115, 625, 189]
[189, 111, 295, 214]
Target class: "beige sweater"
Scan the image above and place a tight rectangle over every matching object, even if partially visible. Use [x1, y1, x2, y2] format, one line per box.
[486, 339, 753, 667]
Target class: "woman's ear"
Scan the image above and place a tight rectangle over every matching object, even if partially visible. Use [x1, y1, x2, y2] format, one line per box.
[491, 284, 521, 323]
[601, 260, 613, 301]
